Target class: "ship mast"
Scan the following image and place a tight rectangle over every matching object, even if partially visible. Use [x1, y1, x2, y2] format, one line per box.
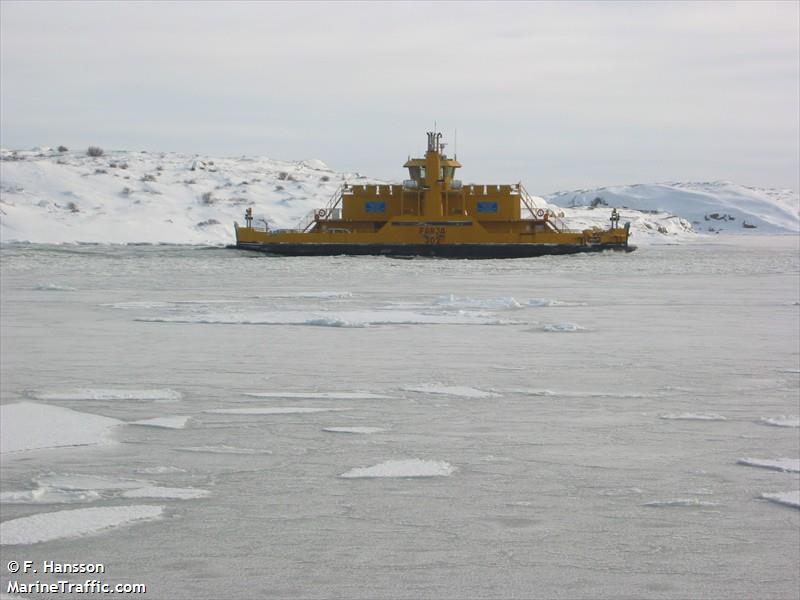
[424, 132, 444, 217]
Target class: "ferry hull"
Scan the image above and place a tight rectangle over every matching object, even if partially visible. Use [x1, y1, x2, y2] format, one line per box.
[235, 242, 635, 258]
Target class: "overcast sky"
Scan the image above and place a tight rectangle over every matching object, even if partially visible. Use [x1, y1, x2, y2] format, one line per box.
[1, 1, 798, 194]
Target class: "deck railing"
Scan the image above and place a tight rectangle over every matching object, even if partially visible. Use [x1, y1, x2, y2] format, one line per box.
[293, 184, 346, 232]
[517, 183, 574, 232]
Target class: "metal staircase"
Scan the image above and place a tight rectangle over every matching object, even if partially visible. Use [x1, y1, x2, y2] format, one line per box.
[294, 184, 346, 232]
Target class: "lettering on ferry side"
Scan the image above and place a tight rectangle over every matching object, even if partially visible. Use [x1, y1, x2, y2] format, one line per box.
[419, 225, 446, 245]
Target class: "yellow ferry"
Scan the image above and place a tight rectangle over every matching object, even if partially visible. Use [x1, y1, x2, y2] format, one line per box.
[234, 132, 633, 257]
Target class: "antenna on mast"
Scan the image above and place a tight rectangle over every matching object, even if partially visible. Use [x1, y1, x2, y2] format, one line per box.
[454, 128, 458, 159]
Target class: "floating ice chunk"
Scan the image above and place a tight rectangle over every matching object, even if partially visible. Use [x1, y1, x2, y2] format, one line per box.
[102, 301, 172, 309]
[737, 458, 800, 473]
[245, 391, 390, 400]
[759, 416, 800, 428]
[322, 427, 386, 434]
[136, 466, 186, 475]
[0, 488, 102, 504]
[33, 388, 182, 401]
[33, 283, 76, 291]
[509, 389, 556, 396]
[130, 416, 191, 429]
[598, 488, 644, 496]
[267, 291, 353, 299]
[205, 407, 350, 415]
[659, 413, 727, 421]
[340, 459, 455, 479]
[542, 323, 584, 332]
[0, 403, 121, 454]
[527, 298, 586, 307]
[36, 474, 150, 491]
[103, 300, 243, 310]
[174, 445, 272, 455]
[433, 295, 523, 309]
[403, 384, 500, 398]
[643, 498, 719, 507]
[136, 309, 516, 327]
[760, 491, 800, 509]
[0, 505, 164, 545]
[121, 486, 209, 500]
[304, 316, 368, 328]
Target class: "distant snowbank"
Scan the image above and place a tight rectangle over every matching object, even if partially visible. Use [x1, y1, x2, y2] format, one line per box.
[2, 148, 796, 244]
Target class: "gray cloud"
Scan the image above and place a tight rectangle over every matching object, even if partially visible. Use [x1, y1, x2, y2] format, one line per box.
[1, 0, 797, 193]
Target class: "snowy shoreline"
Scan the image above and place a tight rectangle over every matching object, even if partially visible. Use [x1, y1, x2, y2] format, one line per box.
[1, 147, 797, 245]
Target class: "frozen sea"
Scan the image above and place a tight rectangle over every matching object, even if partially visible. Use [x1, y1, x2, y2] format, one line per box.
[1, 236, 799, 599]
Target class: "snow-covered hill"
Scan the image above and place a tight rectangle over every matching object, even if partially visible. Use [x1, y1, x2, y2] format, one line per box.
[546, 181, 799, 235]
[1, 147, 797, 245]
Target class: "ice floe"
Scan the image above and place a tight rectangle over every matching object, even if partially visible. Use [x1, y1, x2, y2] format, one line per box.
[659, 413, 727, 421]
[135, 308, 520, 327]
[0, 505, 164, 545]
[244, 391, 390, 400]
[542, 322, 585, 332]
[432, 294, 523, 309]
[259, 291, 353, 299]
[136, 466, 186, 475]
[36, 474, 150, 491]
[174, 445, 272, 455]
[204, 407, 351, 415]
[598, 488, 644, 497]
[130, 415, 191, 429]
[527, 298, 587, 307]
[643, 498, 719, 507]
[340, 459, 456, 479]
[403, 384, 500, 398]
[760, 491, 800, 509]
[33, 388, 182, 401]
[322, 427, 387, 434]
[0, 403, 121, 454]
[759, 416, 800, 428]
[0, 488, 102, 505]
[33, 283, 76, 291]
[120, 486, 209, 500]
[737, 458, 800, 473]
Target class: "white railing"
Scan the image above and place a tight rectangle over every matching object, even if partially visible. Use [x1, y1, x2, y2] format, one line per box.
[517, 183, 574, 232]
[293, 183, 346, 231]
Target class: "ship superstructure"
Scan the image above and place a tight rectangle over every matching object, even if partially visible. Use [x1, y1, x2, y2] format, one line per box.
[234, 132, 632, 257]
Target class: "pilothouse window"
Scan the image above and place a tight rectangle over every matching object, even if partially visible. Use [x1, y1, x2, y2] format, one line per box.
[408, 166, 425, 181]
